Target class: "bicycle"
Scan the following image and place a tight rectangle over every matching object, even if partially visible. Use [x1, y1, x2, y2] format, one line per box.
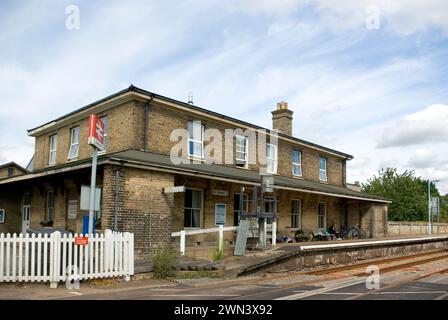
[346, 226, 367, 240]
[340, 225, 367, 240]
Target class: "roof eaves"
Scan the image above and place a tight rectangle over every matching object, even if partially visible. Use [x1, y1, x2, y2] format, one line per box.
[26, 85, 352, 159]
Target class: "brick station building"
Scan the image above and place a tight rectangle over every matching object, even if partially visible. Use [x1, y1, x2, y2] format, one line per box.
[0, 86, 390, 259]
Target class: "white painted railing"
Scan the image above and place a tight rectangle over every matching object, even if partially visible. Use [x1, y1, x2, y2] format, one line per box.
[172, 226, 238, 255]
[0, 229, 134, 288]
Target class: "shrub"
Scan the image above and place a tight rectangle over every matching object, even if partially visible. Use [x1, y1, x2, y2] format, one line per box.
[211, 248, 224, 261]
[152, 243, 178, 279]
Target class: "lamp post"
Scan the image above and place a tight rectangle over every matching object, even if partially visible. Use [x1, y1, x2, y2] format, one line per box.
[428, 179, 440, 235]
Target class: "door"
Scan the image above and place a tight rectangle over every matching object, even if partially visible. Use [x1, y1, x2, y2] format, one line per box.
[22, 193, 31, 233]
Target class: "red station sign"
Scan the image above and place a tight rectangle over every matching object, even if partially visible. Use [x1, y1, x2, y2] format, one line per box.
[88, 115, 105, 150]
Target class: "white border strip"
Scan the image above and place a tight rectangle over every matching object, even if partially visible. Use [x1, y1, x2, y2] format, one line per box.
[300, 236, 448, 251]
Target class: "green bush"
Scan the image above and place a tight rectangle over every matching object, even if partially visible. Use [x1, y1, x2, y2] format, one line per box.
[152, 243, 178, 279]
[211, 248, 224, 261]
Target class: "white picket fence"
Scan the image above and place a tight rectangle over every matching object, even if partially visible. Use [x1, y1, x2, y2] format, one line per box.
[0, 229, 134, 288]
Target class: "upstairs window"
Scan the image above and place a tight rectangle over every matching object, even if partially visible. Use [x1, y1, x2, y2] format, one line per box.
[266, 143, 277, 174]
[188, 121, 204, 159]
[319, 157, 327, 181]
[235, 135, 248, 168]
[68, 127, 80, 160]
[292, 150, 302, 176]
[7, 167, 14, 177]
[49, 135, 57, 165]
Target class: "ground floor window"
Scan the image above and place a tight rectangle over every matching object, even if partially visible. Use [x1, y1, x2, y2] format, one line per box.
[291, 199, 301, 229]
[264, 196, 277, 224]
[233, 193, 250, 226]
[184, 189, 202, 228]
[46, 190, 54, 221]
[318, 202, 326, 229]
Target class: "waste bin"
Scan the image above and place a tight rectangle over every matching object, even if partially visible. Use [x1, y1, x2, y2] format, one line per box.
[82, 215, 96, 235]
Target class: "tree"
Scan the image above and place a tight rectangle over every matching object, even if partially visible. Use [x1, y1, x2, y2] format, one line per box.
[362, 168, 441, 222]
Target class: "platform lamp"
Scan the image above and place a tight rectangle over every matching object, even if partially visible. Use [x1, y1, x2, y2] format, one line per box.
[428, 179, 440, 235]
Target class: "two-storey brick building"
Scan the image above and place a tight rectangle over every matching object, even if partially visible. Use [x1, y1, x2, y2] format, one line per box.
[0, 86, 390, 259]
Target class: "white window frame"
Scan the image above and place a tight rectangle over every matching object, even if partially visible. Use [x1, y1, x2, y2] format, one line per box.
[318, 202, 327, 229]
[68, 126, 80, 160]
[0, 209, 5, 223]
[319, 157, 327, 182]
[48, 134, 57, 165]
[184, 188, 203, 229]
[291, 199, 301, 229]
[266, 143, 278, 174]
[233, 193, 250, 226]
[292, 150, 302, 177]
[188, 121, 205, 159]
[235, 135, 249, 168]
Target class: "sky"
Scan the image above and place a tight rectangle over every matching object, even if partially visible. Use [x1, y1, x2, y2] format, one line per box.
[0, 0, 447, 193]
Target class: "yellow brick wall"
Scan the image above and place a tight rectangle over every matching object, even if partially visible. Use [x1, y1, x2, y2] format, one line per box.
[32, 101, 144, 170]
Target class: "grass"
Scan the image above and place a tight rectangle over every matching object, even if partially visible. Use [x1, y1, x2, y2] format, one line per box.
[211, 247, 225, 261]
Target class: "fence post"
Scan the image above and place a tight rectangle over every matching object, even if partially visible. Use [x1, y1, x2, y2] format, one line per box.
[218, 225, 224, 252]
[272, 220, 277, 246]
[123, 232, 131, 282]
[180, 230, 186, 256]
[50, 231, 61, 289]
[105, 229, 113, 273]
[129, 233, 134, 276]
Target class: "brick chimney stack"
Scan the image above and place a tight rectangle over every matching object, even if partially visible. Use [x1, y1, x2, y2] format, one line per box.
[271, 101, 293, 136]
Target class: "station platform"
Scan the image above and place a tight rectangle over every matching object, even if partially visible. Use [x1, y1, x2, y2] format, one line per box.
[220, 234, 448, 277]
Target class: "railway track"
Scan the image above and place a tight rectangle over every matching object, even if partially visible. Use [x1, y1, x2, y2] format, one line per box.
[354, 253, 448, 277]
[228, 250, 448, 300]
[305, 249, 448, 276]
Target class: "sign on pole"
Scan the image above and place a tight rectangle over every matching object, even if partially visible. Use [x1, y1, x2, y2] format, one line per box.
[80, 186, 101, 211]
[88, 115, 105, 151]
[431, 197, 440, 216]
[87, 115, 104, 236]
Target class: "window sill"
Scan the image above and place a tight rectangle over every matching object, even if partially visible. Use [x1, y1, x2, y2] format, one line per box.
[187, 155, 205, 162]
[292, 175, 303, 179]
[67, 158, 78, 162]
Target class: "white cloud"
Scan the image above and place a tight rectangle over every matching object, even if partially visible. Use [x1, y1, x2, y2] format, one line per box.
[229, 0, 448, 36]
[377, 104, 448, 148]
[308, 0, 448, 36]
[407, 148, 436, 169]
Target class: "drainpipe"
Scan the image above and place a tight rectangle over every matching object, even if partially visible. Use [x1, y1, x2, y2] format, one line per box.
[143, 96, 153, 152]
[114, 163, 124, 231]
